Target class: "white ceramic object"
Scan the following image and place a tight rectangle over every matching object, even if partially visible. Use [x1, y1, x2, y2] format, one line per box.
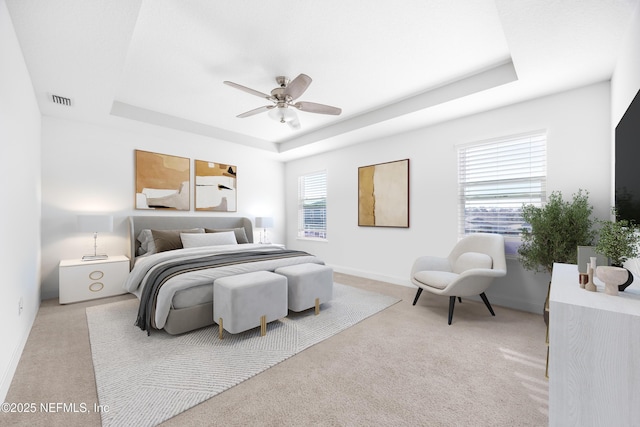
[595, 266, 628, 296]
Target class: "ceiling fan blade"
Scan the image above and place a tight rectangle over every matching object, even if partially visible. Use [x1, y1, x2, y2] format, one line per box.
[224, 81, 273, 100]
[293, 101, 342, 115]
[283, 74, 312, 100]
[237, 105, 274, 118]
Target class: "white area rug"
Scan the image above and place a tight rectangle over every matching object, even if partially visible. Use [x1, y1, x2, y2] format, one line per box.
[86, 283, 400, 427]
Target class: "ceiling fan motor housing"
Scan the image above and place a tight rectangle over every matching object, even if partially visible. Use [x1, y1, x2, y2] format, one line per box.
[270, 87, 292, 103]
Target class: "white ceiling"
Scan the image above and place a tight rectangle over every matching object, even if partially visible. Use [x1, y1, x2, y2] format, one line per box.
[6, 0, 639, 161]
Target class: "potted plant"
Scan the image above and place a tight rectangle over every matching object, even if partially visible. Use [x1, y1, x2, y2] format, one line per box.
[518, 190, 596, 324]
[594, 208, 640, 291]
[519, 189, 596, 275]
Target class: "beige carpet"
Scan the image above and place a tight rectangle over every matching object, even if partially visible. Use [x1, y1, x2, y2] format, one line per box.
[2, 273, 549, 426]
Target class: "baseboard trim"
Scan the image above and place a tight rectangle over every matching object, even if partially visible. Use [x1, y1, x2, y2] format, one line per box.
[328, 264, 414, 288]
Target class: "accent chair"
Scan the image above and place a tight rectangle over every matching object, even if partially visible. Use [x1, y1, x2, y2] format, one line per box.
[410, 233, 507, 325]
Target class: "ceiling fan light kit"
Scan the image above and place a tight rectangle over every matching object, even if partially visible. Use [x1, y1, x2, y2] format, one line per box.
[224, 73, 341, 129]
[268, 106, 296, 123]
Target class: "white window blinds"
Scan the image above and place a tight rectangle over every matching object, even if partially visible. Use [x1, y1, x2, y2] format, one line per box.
[298, 171, 327, 239]
[458, 132, 547, 237]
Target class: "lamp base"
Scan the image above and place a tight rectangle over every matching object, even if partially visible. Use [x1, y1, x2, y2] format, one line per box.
[82, 254, 109, 261]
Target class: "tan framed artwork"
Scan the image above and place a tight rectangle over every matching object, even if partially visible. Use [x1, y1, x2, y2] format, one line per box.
[358, 159, 409, 227]
[135, 150, 190, 210]
[195, 160, 237, 212]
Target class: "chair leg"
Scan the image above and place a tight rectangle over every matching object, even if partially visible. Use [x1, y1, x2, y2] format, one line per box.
[458, 297, 462, 303]
[412, 288, 423, 306]
[480, 292, 495, 316]
[448, 296, 456, 325]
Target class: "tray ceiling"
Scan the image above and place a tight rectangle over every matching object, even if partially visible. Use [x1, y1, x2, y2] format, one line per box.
[6, 0, 639, 160]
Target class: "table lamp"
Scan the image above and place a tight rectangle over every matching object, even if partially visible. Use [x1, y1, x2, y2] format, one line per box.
[255, 217, 273, 244]
[77, 214, 113, 260]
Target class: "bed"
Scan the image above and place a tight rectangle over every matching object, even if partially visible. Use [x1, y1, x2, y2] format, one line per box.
[125, 216, 324, 335]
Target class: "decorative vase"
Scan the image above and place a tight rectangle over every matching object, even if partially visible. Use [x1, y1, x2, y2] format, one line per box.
[612, 265, 634, 292]
[596, 266, 628, 296]
[578, 273, 588, 288]
[585, 266, 597, 292]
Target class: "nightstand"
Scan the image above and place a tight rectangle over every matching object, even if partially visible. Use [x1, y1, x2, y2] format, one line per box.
[59, 255, 129, 304]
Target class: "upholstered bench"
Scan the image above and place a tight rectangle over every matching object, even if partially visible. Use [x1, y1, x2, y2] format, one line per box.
[213, 270, 287, 338]
[274, 263, 333, 314]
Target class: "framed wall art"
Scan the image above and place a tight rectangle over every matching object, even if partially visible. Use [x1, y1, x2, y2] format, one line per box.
[195, 160, 237, 212]
[358, 159, 409, 227]
[135, 150, 190, 210]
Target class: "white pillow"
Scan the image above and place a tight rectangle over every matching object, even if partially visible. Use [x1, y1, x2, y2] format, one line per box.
[180, 231, 237, 248]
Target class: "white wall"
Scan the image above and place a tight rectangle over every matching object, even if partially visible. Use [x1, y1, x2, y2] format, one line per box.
[285, 82, 612, 314]
[40, 116, 285, 299]
[0, 0, 42, 401]
[612, 2, 640, 125]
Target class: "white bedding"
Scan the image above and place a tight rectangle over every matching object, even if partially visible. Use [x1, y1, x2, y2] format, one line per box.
[124, 243, 323, 329]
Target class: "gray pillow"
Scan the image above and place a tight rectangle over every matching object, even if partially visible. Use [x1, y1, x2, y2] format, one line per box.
[150, 228, 205, 253]
[205, 227, 249, 244]
[137, 229, 155, 255]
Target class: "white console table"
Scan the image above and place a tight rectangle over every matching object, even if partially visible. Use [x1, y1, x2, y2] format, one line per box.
[549, 262, 640, 426]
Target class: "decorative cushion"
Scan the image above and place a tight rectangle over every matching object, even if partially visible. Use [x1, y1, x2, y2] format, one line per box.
[205, 227, 250, 244]
[453, 252, 493, 274]
[150, 228, 204, 253]
[413, 271, 458, 290]
[180, 231, 237, 248]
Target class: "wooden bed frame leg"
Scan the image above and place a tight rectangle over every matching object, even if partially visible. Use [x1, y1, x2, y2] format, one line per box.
[260, 315, 266, 336]
[315, 298, 320, 315]
[218, 318, 223, 340]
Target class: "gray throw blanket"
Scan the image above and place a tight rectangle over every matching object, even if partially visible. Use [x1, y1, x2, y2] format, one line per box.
[135, 250, 311, 334]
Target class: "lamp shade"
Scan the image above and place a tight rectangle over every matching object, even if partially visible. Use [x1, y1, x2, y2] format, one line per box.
[77, 214, 113, 233]
[268, 107, 296, 123]
[255, 217, 273, 228]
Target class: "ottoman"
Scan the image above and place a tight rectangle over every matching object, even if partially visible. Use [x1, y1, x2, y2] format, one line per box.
[213, 270, 287, 338]
[274, 263, 333, 313]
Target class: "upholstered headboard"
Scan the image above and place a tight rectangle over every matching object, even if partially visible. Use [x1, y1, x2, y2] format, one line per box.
[128, 216, 254, 269]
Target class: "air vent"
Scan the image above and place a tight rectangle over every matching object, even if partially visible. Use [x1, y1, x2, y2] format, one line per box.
[48, 93, 73, 106]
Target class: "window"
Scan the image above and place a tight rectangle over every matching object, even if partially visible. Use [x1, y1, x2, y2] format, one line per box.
[298, 171, 327, 239]
[458, 132, 547, 240]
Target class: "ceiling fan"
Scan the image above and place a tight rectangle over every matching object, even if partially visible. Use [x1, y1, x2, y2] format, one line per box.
[223, 74, 342, 130]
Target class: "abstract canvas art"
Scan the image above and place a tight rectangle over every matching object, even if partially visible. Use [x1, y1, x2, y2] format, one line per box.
[195, 160, 237, 212]
[135, 150, 190, 210]
[358, 159, 409, 227]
